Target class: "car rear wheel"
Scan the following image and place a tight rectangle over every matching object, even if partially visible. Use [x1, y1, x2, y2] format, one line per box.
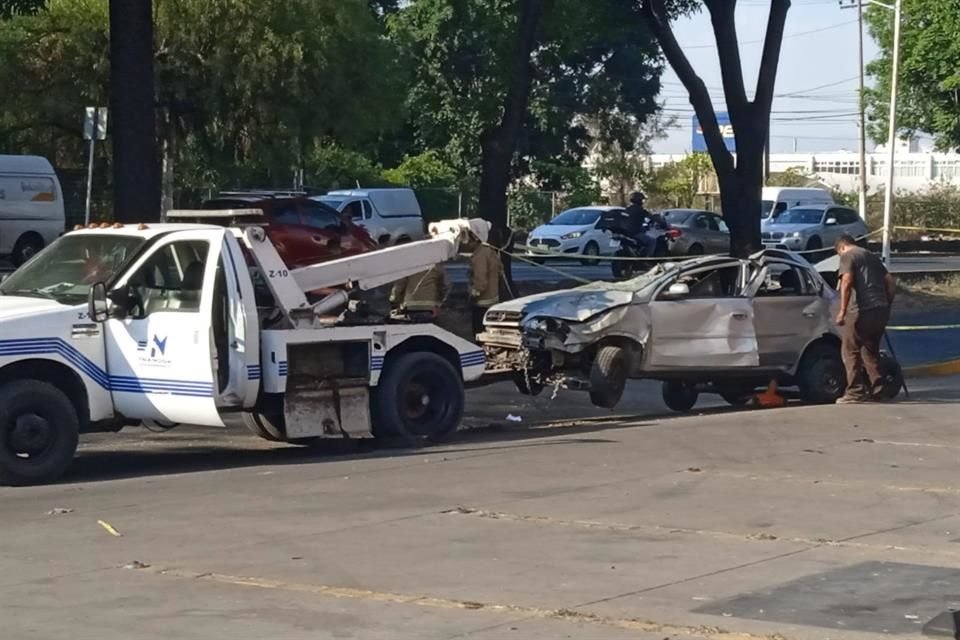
[589, 346, 628, 408]
[806, 236, 823, 251]
[580, 241, 600, 266]
[12, 233, 44, 267]
[611, 250, 635, 280]
[797, 342, 845, 404]
[662, 381, 698, 413]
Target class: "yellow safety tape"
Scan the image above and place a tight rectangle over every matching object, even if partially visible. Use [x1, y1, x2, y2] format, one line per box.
[904, 358, 960, 378]
[887, 324, 960, 331]
[895, 225, 960, 235]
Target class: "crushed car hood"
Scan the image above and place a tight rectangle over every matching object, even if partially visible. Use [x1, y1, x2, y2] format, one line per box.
[490, 285, 636, 322]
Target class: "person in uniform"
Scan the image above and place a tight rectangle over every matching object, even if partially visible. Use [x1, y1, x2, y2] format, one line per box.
[468, 232, 503, 336]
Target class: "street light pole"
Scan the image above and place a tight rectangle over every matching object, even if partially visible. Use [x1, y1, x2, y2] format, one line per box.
[856, 0, 868, 222]
[880, 0, 902, 264]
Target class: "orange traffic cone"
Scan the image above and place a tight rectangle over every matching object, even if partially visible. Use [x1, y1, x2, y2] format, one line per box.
[754, 378, 786, 408]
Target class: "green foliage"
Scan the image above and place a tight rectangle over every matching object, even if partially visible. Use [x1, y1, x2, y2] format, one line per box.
[865, 0, 960, 150]
[766, 167, 817, 188]
[389, 0, 666, 182]
[642, 153, 712, 209]
[382, 150, 457, 188]
[304, 144, 385, 191]
[0, 0, 404, 198]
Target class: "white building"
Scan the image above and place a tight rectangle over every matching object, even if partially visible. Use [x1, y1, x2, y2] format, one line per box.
[647, 149, 960, 195]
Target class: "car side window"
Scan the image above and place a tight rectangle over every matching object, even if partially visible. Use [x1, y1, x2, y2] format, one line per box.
[301, 203, 342, 230]
[273, 204, 300, 225]
[361, 200, 373, 220]
[126, 240, 209, 317]
[837, 208, 859, 225]
[658, 265, 742, 300]
[693, 215, 709, 230]
[706, 215, 721, 232]
[716, 217, 729, 233]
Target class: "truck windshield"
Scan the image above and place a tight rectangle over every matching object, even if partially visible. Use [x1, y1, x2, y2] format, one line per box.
[0, 234, 145, 304]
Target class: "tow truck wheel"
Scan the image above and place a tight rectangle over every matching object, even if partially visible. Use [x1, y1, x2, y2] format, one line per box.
[241, 411, 285, 442]
[372, 352, 464, 442]
[589, 345, 627, 409]
[797, 342, 845, 404]
[0, 380, 79, 486]
[662, 381, 698, 413]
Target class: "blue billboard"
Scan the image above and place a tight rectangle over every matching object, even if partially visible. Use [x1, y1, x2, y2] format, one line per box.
[692, 112, 736, 152]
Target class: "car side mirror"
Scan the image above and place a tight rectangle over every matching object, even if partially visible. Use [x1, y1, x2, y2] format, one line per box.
[825, 218, 838, 226]
[666, 282, 690, 298]
[0, 273, 8, 284]
[88, 282, 109, 323]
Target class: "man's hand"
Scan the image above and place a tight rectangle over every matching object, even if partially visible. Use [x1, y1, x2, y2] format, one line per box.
[835, 311, 846, 326]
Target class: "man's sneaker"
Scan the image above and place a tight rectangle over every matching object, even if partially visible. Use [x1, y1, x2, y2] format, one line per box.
[836, 394, 867, 404]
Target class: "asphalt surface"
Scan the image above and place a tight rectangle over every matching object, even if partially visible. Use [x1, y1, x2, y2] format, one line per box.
[5, 376, 960, 639]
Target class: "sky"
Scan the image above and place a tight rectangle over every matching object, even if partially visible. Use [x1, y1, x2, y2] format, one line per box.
[653, 0, 883, 154]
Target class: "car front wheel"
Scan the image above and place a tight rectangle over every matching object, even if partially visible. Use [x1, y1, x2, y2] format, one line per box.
[797, 343, 845, 404]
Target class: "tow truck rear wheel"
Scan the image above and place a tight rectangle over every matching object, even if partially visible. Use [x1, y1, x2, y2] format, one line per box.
[662, 381, 699, 413]
[372, 352, 464, 442]
[0, 380, 79, 486]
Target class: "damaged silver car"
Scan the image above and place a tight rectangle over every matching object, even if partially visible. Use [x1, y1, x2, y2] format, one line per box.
[480, 250, 855, 411]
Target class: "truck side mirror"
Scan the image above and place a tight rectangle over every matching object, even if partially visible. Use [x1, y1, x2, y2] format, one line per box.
[88, 282, 109, 323]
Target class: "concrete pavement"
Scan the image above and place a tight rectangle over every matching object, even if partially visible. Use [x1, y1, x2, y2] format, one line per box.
[5, 377, 960, 639]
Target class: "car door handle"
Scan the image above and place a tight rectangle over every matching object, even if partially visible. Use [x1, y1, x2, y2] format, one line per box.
[731, 312, 748, 320]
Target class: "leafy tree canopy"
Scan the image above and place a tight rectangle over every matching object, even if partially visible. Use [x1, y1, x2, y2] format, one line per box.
[865, 0, 960, 151]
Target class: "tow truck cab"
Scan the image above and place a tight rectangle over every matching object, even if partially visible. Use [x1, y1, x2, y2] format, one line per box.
[0, 218, 488, 485]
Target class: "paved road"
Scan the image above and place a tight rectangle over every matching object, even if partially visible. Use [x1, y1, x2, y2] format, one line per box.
[4, 376, 960, 639]
[447, 254, 960, 284]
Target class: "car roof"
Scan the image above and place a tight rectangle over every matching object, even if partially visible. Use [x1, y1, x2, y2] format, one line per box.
[784, 203, 831, 211]
[0, 154, 56, 174]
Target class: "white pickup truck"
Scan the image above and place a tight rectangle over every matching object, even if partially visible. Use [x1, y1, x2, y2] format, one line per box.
[0, 213, 489, 485]
[314, 188, 425, 246]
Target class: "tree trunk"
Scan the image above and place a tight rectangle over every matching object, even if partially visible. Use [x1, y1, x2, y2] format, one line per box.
[109, 0, 160, 223]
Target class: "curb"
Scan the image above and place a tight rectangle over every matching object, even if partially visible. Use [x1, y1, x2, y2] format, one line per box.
[904, 358, 960, 378]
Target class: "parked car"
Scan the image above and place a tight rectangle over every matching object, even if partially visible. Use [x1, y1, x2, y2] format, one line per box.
[0, 155, 65, 266]
[762, 204, 867, 252]
[202, 193, 377, 268]
[761, 186, 835, 225]
[313, 188, 425, 246]
[659, 209, 729, 256]
[526, 206, 622, 265]
[479, 249, 904, 411]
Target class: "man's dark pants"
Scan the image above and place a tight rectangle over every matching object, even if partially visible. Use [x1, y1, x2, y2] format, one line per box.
[841, 306, 890, 397]
[472, 306, 489, 336]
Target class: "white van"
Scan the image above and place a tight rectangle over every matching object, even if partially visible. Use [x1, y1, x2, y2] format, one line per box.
[761, 187, 834, 225]
[0, 155, 65, 266]
[314, 188, 425, 246]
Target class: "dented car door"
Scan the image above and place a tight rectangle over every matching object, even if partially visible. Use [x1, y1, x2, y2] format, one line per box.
[646, 262, 760, 369]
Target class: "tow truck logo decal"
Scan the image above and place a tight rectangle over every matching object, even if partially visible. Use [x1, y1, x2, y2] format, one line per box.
[151, 335, 168, 357]
[0, 338, 213, 398]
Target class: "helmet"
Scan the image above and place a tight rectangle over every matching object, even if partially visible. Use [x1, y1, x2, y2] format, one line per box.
[629, 191, 646, 205]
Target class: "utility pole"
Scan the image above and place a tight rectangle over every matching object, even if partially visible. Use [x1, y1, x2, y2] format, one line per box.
[856, 0, 869, 221]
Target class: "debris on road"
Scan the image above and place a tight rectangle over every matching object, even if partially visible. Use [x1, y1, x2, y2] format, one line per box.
[97, 520, 122, 537]
[123, 560, 150, 570]
[47, 507, 73, 515]
[505, 414, 523, 423]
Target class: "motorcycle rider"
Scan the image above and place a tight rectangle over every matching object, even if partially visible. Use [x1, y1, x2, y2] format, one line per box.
[623, 191, 658, 257]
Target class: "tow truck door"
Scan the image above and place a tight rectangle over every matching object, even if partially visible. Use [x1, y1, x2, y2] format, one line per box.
[103, 229, 231, 426]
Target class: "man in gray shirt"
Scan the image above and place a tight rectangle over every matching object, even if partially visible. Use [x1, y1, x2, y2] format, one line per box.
[834, 234, 897, 402]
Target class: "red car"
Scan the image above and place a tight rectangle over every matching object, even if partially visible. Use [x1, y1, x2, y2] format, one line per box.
[202, 193, 377, 268]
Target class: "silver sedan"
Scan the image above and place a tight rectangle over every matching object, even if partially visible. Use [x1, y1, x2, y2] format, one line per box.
[660, 209, 730, 256]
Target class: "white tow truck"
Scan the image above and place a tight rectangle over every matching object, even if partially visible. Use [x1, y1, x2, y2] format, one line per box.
[0, 211, 490, 485]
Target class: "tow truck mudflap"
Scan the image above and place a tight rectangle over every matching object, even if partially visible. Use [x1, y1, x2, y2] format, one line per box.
[284, 381, 372, 439]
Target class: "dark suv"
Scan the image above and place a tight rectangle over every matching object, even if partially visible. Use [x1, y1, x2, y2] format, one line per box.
[202, 192, 377, 268]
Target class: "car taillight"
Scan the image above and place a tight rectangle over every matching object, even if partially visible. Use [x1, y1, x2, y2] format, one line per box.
[666, 228, 682, 239]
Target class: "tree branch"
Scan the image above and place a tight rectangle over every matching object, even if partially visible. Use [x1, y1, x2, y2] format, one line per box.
[644, 0, 734, 176]
[705, 0, 749, 129]
[753, 0, 791, 122]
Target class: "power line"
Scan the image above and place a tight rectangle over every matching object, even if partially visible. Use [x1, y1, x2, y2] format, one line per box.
[679, 18, 859, 49]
